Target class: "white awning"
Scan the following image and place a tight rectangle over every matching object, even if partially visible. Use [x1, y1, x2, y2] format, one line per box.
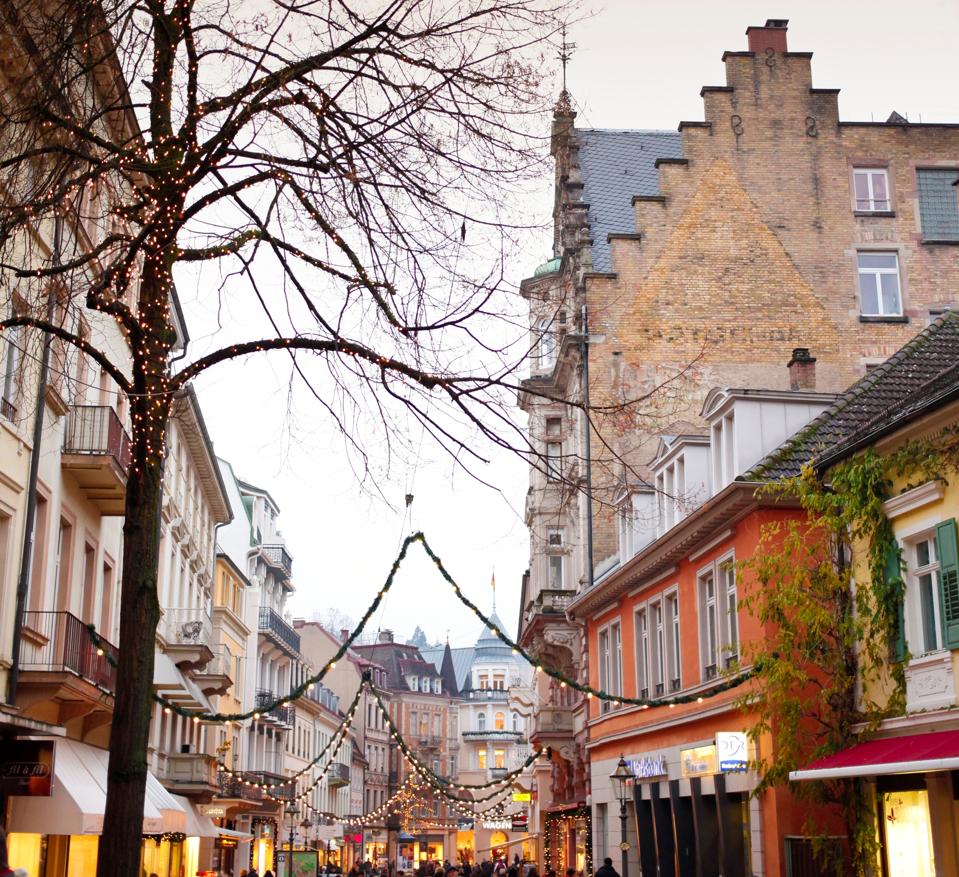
[171, 794, 219, 838]
[218, 826, 254, 841]
[7, 739, 181, 835]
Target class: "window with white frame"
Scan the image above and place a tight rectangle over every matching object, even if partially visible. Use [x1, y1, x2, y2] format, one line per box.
[853, 168, 891, 212]
[409, 676, 418, 692]
[652, 601, 666, 696]
[546, 439, 562, 480]
[721, 561, 739, 666]
[906, 532, 943, 655]
[699, 554, 739, 681]
[700, 570, 719, 680]
[857, 252, 902, 317]
[635, 608, 650, 699]
[1, 303, 23, 417]
[547, 529, 565, 589]
[598, 621, 622, 713]
[667, 591, 682, 691]
[536, 317, 557, 369]
[477, 712, 486, 730]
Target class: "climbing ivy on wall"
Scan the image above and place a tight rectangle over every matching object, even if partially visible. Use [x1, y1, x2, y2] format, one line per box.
[737, 430, 959, 876]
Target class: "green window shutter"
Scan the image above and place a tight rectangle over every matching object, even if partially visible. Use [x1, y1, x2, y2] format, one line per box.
[886, 540, 906, 663]
[936, 518, 959, 648]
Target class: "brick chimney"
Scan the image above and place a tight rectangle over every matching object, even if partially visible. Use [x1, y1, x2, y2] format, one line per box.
[788, 348, 816, 390]
[746, 19, 788, 54]
[340, 628, 350, 643]
[378, 629, 394, 643]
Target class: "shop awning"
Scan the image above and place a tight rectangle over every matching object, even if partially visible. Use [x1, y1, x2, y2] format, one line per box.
[217, 827, 254, 841]
[172, 794, 219, 838]
[789, 730, 959, 781]
[7, 739, 181, 835]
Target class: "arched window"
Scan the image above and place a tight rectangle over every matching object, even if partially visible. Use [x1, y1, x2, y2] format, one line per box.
[477, 712, 486, 731]
[494, 711, 505, 731]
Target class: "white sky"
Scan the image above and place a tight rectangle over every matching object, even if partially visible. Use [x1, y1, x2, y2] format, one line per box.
[188, 0, 959, 649]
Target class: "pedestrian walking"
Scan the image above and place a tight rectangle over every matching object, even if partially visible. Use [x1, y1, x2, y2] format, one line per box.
[594, 858, 618, 877]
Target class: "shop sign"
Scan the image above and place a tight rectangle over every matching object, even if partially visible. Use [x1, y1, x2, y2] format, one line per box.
[0, 740, 54, 796]
[626, 754, 667, 780]
[199, 804, 227, 818]
[716, 732, 748, 772]
[511, 817, 528, 832]
[512, 791, 531, 802]
[457, 819, 475, 831]
[680, 745, 717, 778]
[481, 819, 511, 830]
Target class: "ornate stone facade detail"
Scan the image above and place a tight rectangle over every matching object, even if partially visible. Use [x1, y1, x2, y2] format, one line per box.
[905, 651, 957, 713]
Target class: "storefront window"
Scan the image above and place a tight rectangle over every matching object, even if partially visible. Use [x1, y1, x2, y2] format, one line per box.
[67, 835, 99, 877]
[882, 790, 935, 877]
[493, 749, 505, 769]
[7, 833, 42, 875]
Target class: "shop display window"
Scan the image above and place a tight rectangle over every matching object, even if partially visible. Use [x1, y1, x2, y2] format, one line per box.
[882, 789, 936, 877]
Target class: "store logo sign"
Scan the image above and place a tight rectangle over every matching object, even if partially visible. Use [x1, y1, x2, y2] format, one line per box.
[626, 755, 667, 780]
[716, 732, 748, 772]
[482, 819, 511, 830]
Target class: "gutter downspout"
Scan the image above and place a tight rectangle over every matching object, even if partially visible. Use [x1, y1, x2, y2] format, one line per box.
[7, 212, 63, 705]
[580, 304, 594, 591]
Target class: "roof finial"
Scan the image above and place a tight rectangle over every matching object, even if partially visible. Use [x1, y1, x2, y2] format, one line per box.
[491, 568, 497, 612]
[555, 24, 576, 111]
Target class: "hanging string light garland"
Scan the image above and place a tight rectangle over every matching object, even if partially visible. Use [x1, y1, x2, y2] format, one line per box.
[83, 531, 755, 724]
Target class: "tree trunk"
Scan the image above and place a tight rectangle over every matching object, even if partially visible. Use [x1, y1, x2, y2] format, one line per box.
[96, 392, 168, 877]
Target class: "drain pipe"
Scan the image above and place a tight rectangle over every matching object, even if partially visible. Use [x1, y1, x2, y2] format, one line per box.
[7, 213, 63, 705]
[580, 303, 594, 591]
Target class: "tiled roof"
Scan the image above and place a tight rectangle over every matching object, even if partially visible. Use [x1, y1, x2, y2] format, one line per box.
[744, 312, 959, 481]
[577, 129, 683, 273]
[421, 646, 474, 692]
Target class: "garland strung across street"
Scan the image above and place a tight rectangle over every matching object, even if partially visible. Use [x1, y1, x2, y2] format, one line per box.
[82, 531, 757, 724]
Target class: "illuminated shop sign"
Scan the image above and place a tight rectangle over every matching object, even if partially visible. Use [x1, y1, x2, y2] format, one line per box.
[627, 755, 668, 780]
[512, 791, 531, 802]
[680, 745, 717, 778]
[482, 820, 511, 830]
[716, 732, 748, 772]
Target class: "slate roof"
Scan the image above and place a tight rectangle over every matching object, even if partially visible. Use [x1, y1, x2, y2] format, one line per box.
[745, 311, 959, 481]
[577, 129, 683, 273]
[421, 646, 474, 692]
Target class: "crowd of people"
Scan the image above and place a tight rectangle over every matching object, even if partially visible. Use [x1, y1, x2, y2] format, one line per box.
[339, 853, 610, 877]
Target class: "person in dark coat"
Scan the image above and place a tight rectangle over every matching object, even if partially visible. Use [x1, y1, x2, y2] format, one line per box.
[594, 858, 619, 877]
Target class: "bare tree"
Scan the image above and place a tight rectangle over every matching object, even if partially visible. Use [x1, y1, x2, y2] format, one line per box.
[0, 0, 579, 873]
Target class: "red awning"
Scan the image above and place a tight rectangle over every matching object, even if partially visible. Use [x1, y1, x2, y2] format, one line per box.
[790, 730, 959, 781]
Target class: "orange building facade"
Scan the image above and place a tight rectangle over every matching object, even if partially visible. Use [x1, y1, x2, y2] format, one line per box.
[569, 485, 835, 877]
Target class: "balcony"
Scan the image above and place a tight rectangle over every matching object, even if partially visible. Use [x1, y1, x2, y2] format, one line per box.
[533, 589, 575, 616]
[490, 767, 508, 779]
[16, 611, 118, 726]
[327, 762, 350, 788]
[530, 706, 574, 751]
[243, 770, 294, 801]
[61, 405, 131, 515]
[462, 729, 524, 743]
[159, 607, 213, 670]
[193, 643, 234, 696]
[467, 688, 510, 702]
[258, 606, 300, 654]
[217, 771, 264, 805]
[260, 544, 293, 579]
[417, 735, 442, 749]
[255, 689, 294, 727]
[164, 751, 220, 797]
[1, 395, 16, 421]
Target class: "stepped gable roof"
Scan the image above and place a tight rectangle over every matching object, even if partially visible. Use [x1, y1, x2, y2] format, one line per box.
[577, 128, 683, 273]
[745, 311, 959, 481]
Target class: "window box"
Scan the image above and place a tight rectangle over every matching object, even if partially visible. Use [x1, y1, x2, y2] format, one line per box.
[859, 315, 909, 324]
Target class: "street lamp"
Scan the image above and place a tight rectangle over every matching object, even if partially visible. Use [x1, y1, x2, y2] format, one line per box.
[609, 756, 632, 877]
[286, 803, 299, 853]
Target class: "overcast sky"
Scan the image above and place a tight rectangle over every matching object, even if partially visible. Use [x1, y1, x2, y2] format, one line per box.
[187, 0, 959, 649]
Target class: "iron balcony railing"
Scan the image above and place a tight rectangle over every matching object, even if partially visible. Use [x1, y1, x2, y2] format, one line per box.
[258, 606, 300, 653]
[20, 610, 119, 694]
[217, 771, 264, 802]
[1, 395, 16, 421]
[260, 544, 293, 578]
[255, 688, 294, 727]
[243, 770, 294, 800]
[328, 762, 350, 787]
[62, 405, 131, 471]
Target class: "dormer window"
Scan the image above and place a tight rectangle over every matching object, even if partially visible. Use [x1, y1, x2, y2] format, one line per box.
[422, 676, 430, 692]
[433, 678, 441, 694]
[711, 412, 736, 492]
[409, 676, 418, 692]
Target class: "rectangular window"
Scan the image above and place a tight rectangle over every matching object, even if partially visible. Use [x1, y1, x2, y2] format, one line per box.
[599, 622, 622, 713]
[721, 562, 739, 666]
[546, 441, 562, 480]
[652, 601, 665, 696]
[493, 749, 505, 769]
[667, 592, 681, 691]
[700, 572, 718, 680]
[2, 316, 21, 419]
[546, 417, 562, 438]
[635, 609, 650, 699]
[910, 534, 942, 654]
[853, 168, 890, 212]
[478, 749, 487, 769]
[857, 252, 902, 317]
[547, 529, 565, 589]
[917, 168, 959, 241]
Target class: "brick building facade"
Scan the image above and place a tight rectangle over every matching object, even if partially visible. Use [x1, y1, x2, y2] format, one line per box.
[518, 17, 959, 868]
